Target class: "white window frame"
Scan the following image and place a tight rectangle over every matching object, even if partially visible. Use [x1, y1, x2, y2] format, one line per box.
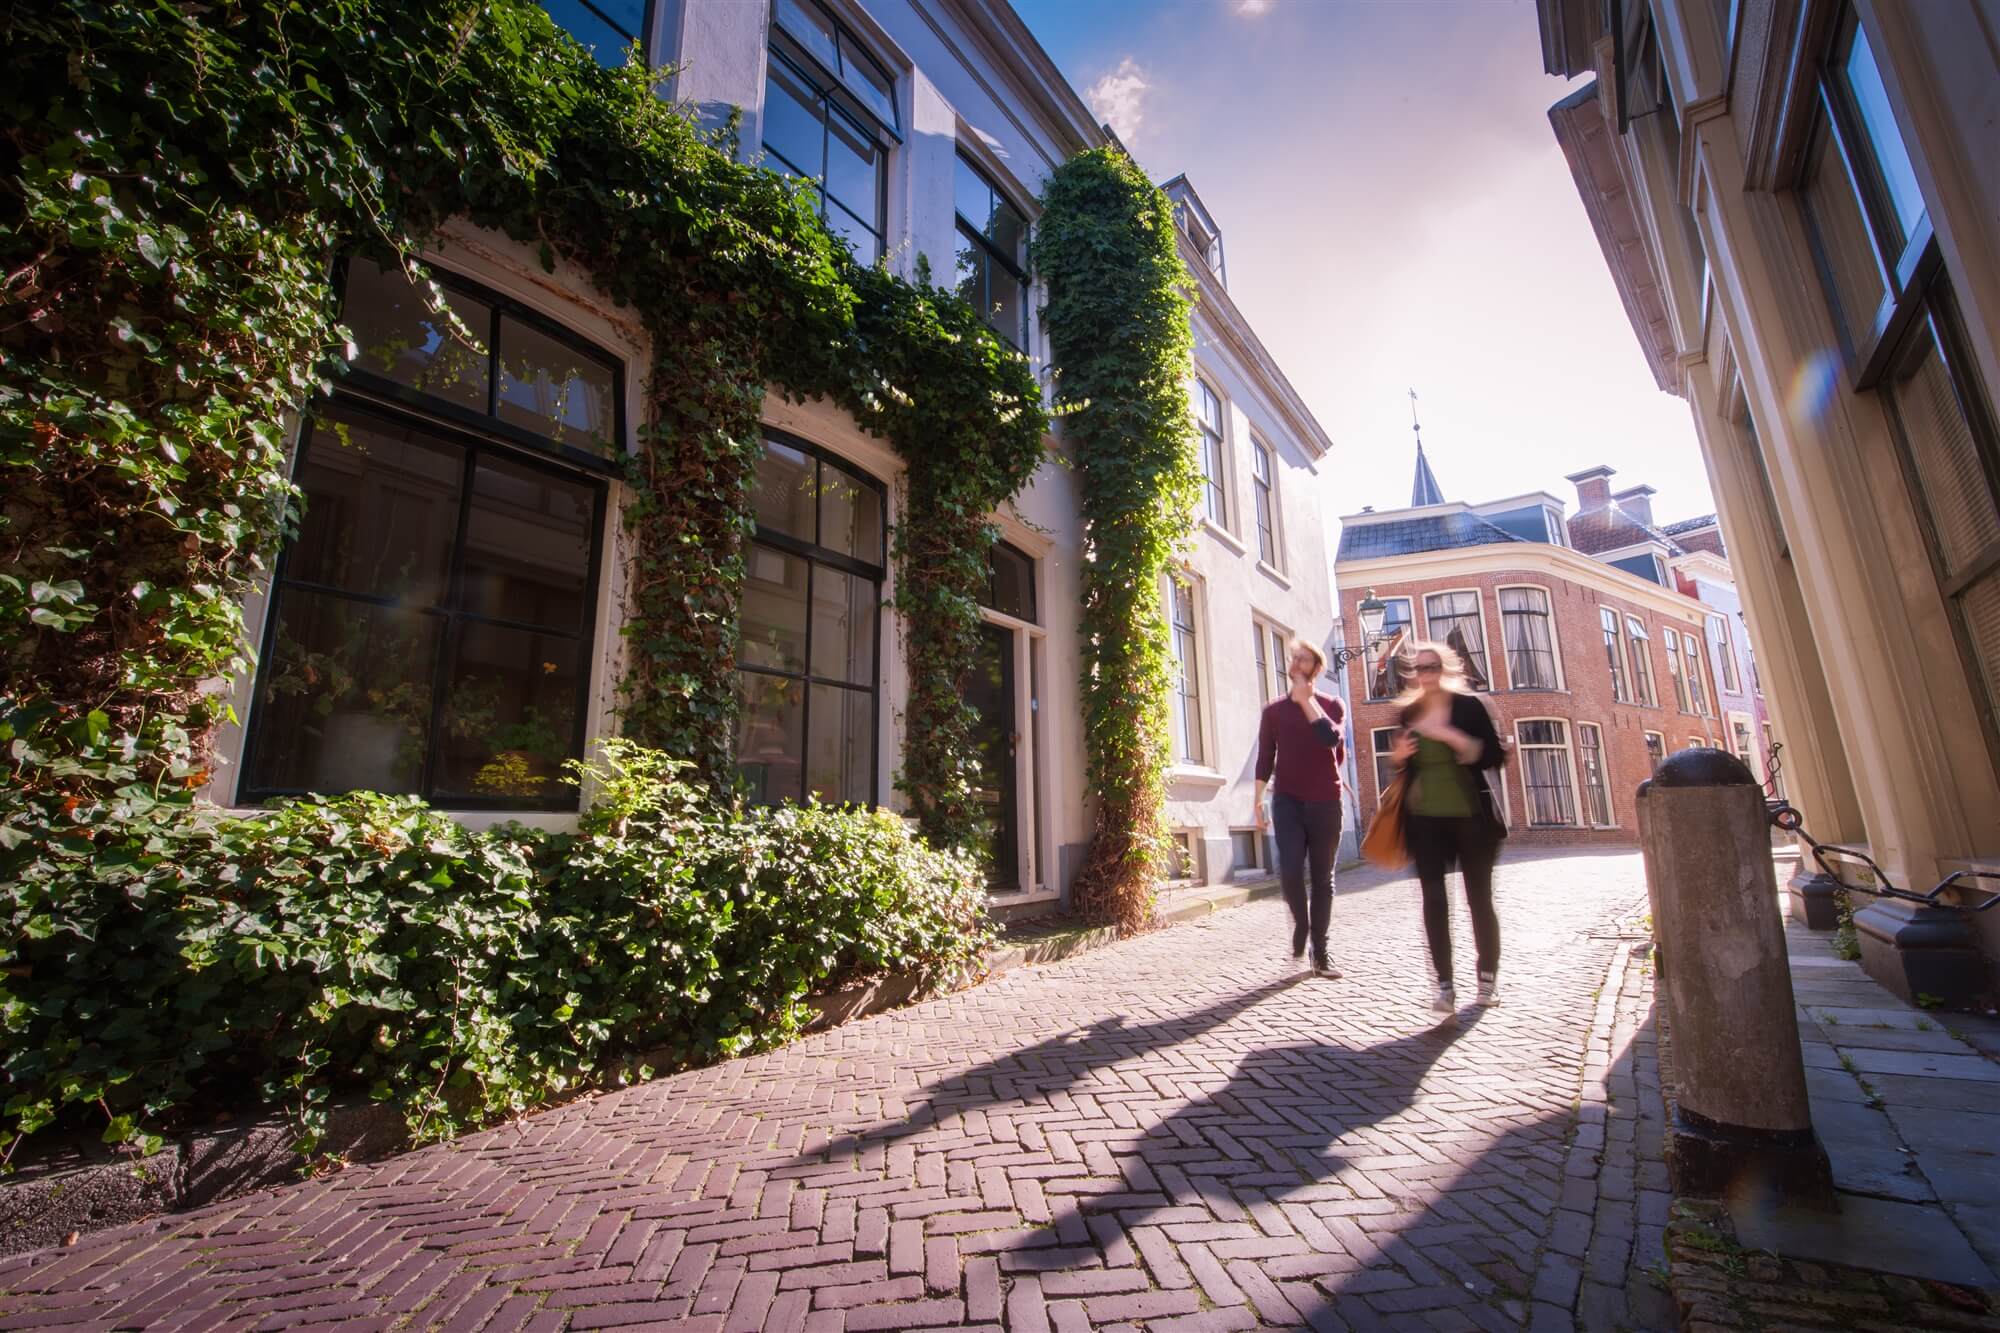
[1253, 616, 1291, 706]
[1600, 605, 1631, 703]
[1249, 433, 1282, 571]
[1514, 716, 1582, 828]
[1545, 506, 1569, 546]
[1194, 379, 1230, 534]
[1663, 627, 1692, 712]
[1727, 710, 1757, 767]
[1682, 628, 1710, 716]
[1422, 587, 1493, 691]
[1576, 721, 1616, 828]
[1643, 729, 1667, 776]
[1365, 595, 1416, 702]
[1369, 725, 1399, 802]
[1625, 615, 1658, 707]
[1165, 828, 1201, 884]
[1166, 571, 1215, 772]
[1496, 583, 1565, 691]
[1707, 613, 1741, 695]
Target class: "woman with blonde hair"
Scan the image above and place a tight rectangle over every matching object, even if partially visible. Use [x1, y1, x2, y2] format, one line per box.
[1254, 636, 1348, 978]
[1388, 640, 1509, 1012]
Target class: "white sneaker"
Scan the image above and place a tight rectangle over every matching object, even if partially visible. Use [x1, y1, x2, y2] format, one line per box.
[1476, 973, 1500, 1007]
[1432, 985, 1457, 1014]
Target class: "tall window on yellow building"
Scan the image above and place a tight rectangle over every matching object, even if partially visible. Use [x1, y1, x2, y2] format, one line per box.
[1797, 9, 2000, 768]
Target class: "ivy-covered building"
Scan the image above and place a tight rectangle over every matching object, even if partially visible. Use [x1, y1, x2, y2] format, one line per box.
[186, 0, 1339, 909]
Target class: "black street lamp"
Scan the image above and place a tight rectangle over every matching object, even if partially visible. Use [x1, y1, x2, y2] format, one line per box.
[1329, 589, 1390, 668]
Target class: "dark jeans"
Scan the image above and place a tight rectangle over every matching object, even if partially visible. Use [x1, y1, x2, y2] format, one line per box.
[1272, 793, 1341, 966]
[1406, 813, 1500, 986]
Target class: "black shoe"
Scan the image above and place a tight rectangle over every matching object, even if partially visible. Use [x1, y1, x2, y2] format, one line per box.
[1313, 956, 1342, 979]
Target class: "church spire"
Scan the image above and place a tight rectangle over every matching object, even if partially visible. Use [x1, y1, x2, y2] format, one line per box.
[1409, 388, 1444, 507]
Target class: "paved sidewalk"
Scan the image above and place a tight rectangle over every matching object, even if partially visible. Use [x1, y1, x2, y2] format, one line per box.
[0, 850, 1654, 1332]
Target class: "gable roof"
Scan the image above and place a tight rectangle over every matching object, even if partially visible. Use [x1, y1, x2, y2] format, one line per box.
[1336, 510, 1524, 563]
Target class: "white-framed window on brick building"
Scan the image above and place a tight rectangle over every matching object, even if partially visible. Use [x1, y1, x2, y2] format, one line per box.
[1370, 726, 1398, 800]
[1517, 719, 1579, 827]
[1625, 616, 1658, 706]
[1644, 730, 1667, 775]
[1683, 631, 1709, 715]
[1577, 722, 1613, 827]
[1707, 613, 1741, 694]
[1424, 589, 1491, 690]
[1663, 627, 1691, 712]
[1498, 586, 1561, 690]
[1729, 712, 1756, 770]
[1366, 596, 1414, 701]
[1194, 380, 1228, 530]
[1601, 606, 1631, 702]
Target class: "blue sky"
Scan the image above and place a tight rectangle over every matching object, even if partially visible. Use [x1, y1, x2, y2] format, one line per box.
[1009, 0, 1717, 527]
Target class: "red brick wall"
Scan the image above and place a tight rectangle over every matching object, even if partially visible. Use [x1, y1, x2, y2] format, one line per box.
[1339, 569, 1724, 847]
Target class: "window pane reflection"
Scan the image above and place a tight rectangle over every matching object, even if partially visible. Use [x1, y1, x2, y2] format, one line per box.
[342, 259, 490, 411]
[462, 453, 595, 631]
[496, 314, 617, 456]
[248, 592, 442, 796]
[810, 565, 875, 685]
[806, 683, 871, 802]
[288, 406, 463, 608]
[1840, 26, 1926, 245]
[737, 671, 804, 804]
[436, 625, 580, 801]
[741, 543, 809, 673]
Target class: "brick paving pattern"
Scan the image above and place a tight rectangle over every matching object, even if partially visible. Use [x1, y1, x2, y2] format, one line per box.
[0, 850, 1656, 1331]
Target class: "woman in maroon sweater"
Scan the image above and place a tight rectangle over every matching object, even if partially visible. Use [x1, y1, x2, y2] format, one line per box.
[1253, 638, 1348, 977]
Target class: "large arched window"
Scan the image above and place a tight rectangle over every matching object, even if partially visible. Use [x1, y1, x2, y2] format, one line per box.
[736, 433, 885, 806]
[242, 259, 619, 810]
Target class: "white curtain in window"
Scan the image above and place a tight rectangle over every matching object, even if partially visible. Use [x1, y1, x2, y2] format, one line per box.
[1500, 588, 1556, 688]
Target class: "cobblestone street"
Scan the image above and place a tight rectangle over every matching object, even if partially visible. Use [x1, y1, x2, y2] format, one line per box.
[0, 850, 1664, 1332]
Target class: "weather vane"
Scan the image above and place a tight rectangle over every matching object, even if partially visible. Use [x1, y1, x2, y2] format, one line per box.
[1409, 387, 1422, 447]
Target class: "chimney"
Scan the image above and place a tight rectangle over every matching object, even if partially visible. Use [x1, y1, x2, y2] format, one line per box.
[1565, 465, 1616, 512]
[1613, 484, 1657, 527]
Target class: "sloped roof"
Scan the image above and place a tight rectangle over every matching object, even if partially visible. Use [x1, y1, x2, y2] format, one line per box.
[1337, 511, 1524, 562]
[1659, 514, 1716, 536]
[1567, 505, 1686, 557]
[1411, 444, 1445, 507]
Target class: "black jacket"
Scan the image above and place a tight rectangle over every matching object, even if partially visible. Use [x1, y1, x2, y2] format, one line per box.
[1399, 692, 1509, 840]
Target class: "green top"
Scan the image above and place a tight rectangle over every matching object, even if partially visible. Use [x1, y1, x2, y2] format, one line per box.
[1409, 736, 1474, 818]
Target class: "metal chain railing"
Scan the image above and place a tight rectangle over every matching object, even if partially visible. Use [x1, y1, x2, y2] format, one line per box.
[1760, 741, 2000, 913]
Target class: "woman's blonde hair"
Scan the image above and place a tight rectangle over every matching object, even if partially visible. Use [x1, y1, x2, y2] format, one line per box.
[1286, 637, 1328, 681]
[1393, 638, 1471, 710]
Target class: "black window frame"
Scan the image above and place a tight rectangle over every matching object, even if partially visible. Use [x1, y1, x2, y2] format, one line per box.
[953, 152, 1031, 350]
[736, 428, 887, 808]
[762, 8, 896, 264]
[241, 393, 612, 813]
[540, 0, 657, 67]
[332, 257, 628, 479]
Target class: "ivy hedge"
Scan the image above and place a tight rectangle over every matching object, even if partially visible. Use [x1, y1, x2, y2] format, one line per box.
[0, 736, 988, 1160]
[1034, 150, 1199, 933]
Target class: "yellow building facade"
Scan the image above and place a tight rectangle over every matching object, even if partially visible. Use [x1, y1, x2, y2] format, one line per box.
[1533, 0, 2000, 1003]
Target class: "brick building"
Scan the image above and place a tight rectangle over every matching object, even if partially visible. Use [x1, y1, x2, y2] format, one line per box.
[1334, 459, 1763, 847]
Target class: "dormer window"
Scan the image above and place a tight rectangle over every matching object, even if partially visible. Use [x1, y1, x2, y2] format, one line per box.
[1174, 202, 1225, 280]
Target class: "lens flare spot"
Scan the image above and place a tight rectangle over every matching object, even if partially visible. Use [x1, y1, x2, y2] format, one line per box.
[1787, 349, 1842, 427]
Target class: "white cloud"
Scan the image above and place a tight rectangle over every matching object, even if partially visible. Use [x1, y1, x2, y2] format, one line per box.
[1086, 58, 1150, 143]
[1235, 0, 1273, 14]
